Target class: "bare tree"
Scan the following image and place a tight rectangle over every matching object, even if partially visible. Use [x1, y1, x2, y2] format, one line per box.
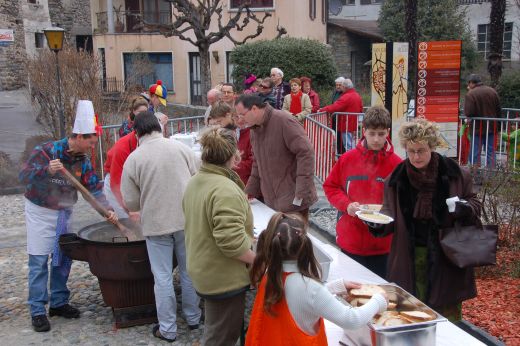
[140, 0, 285, 104]
[488, 0, 506, 88]
[26, 45, 104, 139]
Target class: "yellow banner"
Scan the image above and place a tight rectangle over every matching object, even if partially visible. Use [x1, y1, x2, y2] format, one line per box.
[371, 43, 387, 107]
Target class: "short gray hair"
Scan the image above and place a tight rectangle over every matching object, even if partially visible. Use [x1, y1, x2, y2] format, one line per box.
[271, 67, 283, 78]
[342, 78, 354, 89]
[207, 88, 222, 99]
[335, 76, 345, 84]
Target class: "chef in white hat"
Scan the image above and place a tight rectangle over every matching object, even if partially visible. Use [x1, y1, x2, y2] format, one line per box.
[19, 100, 117, 333]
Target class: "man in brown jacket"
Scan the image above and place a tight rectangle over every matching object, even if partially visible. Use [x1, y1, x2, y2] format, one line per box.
[235, 94, 317, 219]
[464, 74, 501, 167]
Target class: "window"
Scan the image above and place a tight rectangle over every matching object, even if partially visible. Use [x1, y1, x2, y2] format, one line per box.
[477, 22, 513, 60]
[309, 0, 316, 20]
[226, 51, 235, 84]
[34, 32, 44, 48]
[360, 0, 383, 4]
[123, 53, 174, 92]
[344, 0, 356, 4]
[230, 0, 274, 9]
[27, 0, 37, 3]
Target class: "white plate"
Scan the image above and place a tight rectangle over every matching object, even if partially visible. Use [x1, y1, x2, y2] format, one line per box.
[355, 211, 394, 224]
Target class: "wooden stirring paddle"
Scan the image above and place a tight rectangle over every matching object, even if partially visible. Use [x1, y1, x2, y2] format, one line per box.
[41, 150, 137, 241]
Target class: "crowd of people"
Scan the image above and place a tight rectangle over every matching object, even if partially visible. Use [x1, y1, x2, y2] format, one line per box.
[19, 70, 493, 345]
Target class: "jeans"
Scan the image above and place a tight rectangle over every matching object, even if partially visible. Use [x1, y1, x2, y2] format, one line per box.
[341, 132, 354, 151]
[28, 254, 70, 317]
[146, 232, 201, 340]
[470, 131, 496, 167]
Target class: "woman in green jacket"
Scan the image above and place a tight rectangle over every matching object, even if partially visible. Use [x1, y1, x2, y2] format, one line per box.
[183, 127, 255, 346]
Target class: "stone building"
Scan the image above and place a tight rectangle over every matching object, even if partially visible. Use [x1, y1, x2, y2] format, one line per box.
[0, 0, 92, 91]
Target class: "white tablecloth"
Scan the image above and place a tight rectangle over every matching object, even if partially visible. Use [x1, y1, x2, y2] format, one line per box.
[249, 200, 486, 346]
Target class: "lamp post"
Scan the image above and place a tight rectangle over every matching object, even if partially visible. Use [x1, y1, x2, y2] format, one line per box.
[43, 27, 66, 138]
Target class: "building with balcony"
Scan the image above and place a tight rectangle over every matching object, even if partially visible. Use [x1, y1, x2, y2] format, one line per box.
[328, 0, 520, 88]
[90, 0, 328, 105]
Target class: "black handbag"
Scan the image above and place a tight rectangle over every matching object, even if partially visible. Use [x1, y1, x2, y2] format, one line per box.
[439, 219, 498, 268]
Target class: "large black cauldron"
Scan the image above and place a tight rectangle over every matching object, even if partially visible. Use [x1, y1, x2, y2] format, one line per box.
[59, 219, 174, 311]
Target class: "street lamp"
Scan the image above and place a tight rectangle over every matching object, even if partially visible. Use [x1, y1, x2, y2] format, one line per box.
[43, 27, 66, 138]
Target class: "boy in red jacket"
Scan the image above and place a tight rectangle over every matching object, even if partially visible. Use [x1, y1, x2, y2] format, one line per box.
[323, 106, 402, 278]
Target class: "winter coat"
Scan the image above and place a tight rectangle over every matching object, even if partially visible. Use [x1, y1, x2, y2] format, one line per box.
[464, 85, 501, 132]
[307, 89, 321, 113]
[379, 154, 481, 308]
[182, 163, 253, 296]
[282, 93, 312, 122]
[323, 139, 402, 255]
[235, 128, 253, 185]
[121, 132, 200, 236]
[321, 89, 363, 133]
[245, 105, 317, 212]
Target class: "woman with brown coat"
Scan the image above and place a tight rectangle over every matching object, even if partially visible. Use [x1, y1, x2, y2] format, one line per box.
[372, 119, 482, 321]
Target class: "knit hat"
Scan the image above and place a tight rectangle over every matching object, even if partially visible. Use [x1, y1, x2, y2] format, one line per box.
[72, 100, 102, 135]
[149, 80, 168, 106]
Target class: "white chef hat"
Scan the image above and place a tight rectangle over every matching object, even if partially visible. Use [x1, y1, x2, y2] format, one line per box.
[72, 100, 98, 134]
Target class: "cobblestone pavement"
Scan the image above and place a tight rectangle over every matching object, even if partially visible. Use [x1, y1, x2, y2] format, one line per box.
[0, 194, 255, 345]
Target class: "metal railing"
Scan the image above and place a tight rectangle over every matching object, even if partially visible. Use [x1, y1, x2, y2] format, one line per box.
[305, 113, 337, 183]
[458, 116, 520, 170]
[97, 116, 204, 178]
[96, 10, 172, 34]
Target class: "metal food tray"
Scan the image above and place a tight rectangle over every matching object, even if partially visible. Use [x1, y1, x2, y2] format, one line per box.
[342, 283, 447, 346]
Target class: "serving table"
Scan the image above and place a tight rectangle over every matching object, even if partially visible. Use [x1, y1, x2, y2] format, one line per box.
[249, 200, 486, 346]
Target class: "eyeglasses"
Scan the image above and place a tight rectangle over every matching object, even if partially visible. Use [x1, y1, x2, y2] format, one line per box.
[222, 91, 234, 94]
[406, 149, 429, 157]
[259, 85, 270, 89]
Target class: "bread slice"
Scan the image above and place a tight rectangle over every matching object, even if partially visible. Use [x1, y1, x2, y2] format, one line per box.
[374, 311, 399, 325]
[400, 310, 434, 322]
[387, 301, 397, 310]
[350, 284, 385, 298]
[382, 316, 411, 326]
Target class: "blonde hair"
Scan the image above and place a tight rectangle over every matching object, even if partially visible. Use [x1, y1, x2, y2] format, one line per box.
[199, 127, 240, 166]
[398, 119, 442, 150]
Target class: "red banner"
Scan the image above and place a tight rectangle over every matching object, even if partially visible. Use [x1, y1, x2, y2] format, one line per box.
[416, 40, 462, 122]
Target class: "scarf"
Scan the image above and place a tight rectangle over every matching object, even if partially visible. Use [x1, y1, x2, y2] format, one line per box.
[405, 152, 439, 220]
[52, 208, 73, 276]
[289, 90, 303, 115]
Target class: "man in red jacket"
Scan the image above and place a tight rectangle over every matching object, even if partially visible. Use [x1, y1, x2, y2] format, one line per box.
[323, 106, 401, 278]
[319, 78, 363, 155]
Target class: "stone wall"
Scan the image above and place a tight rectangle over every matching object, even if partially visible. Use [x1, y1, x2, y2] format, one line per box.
[0, 0, 26, 90]
[48, 0, 92, 47]
[328, 25, 374, 90]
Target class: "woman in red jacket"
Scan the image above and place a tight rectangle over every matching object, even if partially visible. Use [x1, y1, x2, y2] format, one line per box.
[300, 76, 320, 113]
[323, 106, 401, 278]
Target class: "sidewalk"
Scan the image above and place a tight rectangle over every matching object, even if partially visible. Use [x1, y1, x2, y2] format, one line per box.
[0, 89, 45, 163]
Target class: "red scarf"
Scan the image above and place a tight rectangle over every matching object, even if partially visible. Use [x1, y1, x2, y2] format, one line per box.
[289, 90, 303, 115]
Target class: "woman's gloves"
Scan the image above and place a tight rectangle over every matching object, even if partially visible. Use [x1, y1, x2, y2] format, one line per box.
[453, 201, 473, 222]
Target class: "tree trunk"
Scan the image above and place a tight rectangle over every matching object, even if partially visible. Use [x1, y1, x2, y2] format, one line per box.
[488, 0, 506, 88]
[405, 0, 417, 99]
[199, 45, 211, 106]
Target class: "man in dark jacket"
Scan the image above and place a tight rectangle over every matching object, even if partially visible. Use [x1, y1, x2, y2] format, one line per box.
[270, 67, 291, 110]
[464, 74, 501, 167]
[256, 79, 276, 108]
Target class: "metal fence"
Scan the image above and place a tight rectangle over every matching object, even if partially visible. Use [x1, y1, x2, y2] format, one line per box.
[305, 113, 337, 183]
[97, 116, 205, 178]
[458, 116, 520, 170]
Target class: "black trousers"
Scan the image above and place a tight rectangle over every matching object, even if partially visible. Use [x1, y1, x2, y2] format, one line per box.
[341, 249, 388, 280]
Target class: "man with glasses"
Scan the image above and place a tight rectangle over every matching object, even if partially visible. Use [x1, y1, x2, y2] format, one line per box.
[270, 67, 291, 110]
[221, 83, 236, 107]
[235, 94, 317, 220]
[256, 79, 276, 108]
